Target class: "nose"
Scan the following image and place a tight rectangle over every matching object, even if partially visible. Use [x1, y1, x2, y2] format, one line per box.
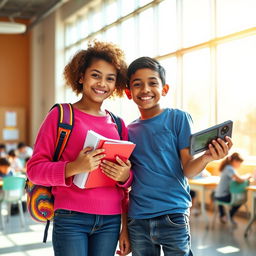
[141, 83, 150, 93]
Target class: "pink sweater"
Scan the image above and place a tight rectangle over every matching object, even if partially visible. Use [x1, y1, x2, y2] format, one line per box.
[27, 106, 133, 215]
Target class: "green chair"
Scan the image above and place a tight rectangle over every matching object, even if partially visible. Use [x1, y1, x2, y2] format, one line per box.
[0, 176, 26, 230]
[212, 180, 249, 228]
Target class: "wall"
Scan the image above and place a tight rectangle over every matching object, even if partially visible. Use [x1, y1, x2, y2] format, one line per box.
[0, 21, 30, 145]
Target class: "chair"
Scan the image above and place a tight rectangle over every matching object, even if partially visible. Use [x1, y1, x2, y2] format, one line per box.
[0, 176, 26, 230]
[212, 180, 249, 228]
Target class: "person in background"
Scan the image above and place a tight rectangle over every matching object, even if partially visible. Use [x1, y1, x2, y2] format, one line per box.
[0, 143, 7, 158]
[214, 152, 251, 225]
[0, 157, 14, 178]
[122, 56, 233, 256]
[16, 142, 33, 167]
[7, 149, 23, 173]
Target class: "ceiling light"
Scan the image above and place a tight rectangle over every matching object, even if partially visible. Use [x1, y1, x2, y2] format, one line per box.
[0, 21, 26, 34]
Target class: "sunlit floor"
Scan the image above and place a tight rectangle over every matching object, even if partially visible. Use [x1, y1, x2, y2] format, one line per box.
[0, 210, 255, 256]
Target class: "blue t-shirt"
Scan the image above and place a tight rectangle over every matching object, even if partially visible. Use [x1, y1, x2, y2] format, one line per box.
[128, 108, 193, 219]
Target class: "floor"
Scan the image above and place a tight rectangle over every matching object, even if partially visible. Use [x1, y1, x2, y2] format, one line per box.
[0, 210, 255, 256]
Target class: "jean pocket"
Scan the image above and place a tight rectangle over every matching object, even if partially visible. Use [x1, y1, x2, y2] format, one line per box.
[165, 214, 188, 227]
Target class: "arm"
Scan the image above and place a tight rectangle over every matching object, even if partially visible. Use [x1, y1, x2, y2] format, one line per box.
[117, 212, 131, 255]
[232, 173, 251, 183]
[181, 136, 233, 178]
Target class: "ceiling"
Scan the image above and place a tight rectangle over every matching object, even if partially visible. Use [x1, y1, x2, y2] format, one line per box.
[0, 0, 68, 31]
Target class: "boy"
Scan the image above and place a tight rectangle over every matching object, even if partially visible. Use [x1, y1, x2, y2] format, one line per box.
[125, 57, 233, 256]
[0, 157, 14, 178]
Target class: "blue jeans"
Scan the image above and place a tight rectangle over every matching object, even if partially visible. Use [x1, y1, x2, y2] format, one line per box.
[128, 213, 193, 256]
[53, 209, 121, 256]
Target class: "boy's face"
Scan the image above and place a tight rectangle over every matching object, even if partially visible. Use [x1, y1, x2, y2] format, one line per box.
[0, 165, 9, 175]
[128, 68, 168, 111]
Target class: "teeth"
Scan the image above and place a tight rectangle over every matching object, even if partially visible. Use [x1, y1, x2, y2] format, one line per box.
[140, 96, 153, 100]
[94, 89, 106, 94]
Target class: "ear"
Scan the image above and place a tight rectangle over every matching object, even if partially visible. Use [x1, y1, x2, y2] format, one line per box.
[162, 84, 169, 96]
[125, 88, 132, 100]
[79, 75, 84, 84]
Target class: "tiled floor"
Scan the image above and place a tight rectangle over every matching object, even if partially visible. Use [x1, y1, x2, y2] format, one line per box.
[0, 210, 255, 256]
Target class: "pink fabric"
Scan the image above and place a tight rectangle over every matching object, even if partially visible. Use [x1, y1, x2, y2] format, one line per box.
[27, 106, 132, 215]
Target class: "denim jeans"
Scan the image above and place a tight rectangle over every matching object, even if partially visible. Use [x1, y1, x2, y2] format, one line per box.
[128, 213, 193, 256]
[52, 209, 121, 256]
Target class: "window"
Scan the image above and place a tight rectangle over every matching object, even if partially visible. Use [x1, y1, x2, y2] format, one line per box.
[62, 0, 256, 156]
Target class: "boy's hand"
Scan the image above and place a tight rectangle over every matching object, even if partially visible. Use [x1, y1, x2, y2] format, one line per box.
[100, 157, 131, 183]
[202, 136, 233, 162]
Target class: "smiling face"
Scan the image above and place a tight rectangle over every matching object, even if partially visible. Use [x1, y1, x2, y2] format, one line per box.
[129, 68, 168, 115]
[79, 59, 117, 104]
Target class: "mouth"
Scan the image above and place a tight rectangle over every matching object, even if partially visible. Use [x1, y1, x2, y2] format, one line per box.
[138, 96, 154, 101]
[92, 88, 108, 95]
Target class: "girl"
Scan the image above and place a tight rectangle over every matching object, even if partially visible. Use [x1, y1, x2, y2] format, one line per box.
[214, 152, 250, 224]
[27, 41, 131, 256]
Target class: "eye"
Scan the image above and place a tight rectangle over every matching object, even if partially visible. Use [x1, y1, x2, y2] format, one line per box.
[91, 73, 100, 79]
[132, 83, 141, 87]
[149, 81, 158, 87]
[107, 76, 116, 82]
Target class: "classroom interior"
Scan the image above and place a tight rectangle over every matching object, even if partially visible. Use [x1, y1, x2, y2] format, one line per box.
[0, 0, 256, 255]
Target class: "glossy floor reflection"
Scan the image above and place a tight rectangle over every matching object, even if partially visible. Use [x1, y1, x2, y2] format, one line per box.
[0, 211, 255, 255]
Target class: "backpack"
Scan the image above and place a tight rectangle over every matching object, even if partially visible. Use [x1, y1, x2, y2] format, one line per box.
[25, 103, 123, 242]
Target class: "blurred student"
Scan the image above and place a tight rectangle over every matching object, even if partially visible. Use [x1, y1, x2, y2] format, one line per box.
[0, 143, 7, 158]
[0, 157, 14, 178]
[214, 152, 251, 224]
[16, 142, 33, 167]
[7, 149, 23, 173]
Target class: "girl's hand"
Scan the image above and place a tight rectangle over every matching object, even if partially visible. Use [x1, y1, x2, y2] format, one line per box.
[65, 147, 105, 178]
[202, 136, 233, 163]
[100, 157, 131, 183]
[116, 228, 131, 255]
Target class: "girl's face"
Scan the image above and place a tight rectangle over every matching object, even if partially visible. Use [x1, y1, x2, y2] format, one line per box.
[232, 160, 242, 169]
[79, 59, 117, 104]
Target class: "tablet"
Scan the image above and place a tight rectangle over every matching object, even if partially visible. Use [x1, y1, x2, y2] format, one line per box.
[190, 120, 233, 156]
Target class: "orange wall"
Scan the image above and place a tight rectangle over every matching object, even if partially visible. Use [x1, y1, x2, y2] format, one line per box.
[0, 26, 31, 144]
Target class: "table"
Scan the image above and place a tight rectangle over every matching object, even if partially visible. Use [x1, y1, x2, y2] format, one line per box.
[189, 176, 219, 227]
[244, 185, 256, 237]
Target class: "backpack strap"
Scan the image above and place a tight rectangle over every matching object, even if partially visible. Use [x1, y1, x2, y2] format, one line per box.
[52, 103, 74, 161]
[106, 111, 123, 140]
[43, 103, 74, 243]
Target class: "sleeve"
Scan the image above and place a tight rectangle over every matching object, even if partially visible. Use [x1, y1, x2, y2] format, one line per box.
[177, 111, 193, 150]
[27, 107, 72, 187]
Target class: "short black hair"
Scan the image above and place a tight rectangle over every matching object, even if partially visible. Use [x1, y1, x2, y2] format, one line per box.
[127, 57, 166, 86]
[0, 157, 10, 166]
[17, 142, 26, 149]
[0, 144, 6, 149]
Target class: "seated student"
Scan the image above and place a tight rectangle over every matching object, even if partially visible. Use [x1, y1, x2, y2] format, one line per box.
[16, 142, 33, 167]
[7, 149, 23, 173]
[0, 157, 14, 178]
[0, 143, 7, 158]
[214, 152, 251, 224]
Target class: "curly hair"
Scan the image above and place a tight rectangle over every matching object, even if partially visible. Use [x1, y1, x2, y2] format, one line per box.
[63, 41, 127, 97]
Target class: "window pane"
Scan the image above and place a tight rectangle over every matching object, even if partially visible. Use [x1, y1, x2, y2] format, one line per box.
[138, 0, 152, 7]
[138, 8, 155, 56]
[105, 26, 118, 44]
[216, 0, 256, 36]
[120, 18, 137, 63]
[159, 57, 177, 108]
[183, 48, 211, 130]
[182, 0, 211, 47]
[91, 8, 102, 33]
[158, 0, 177, 55]
[120, 0, 136, 16]
[105, 0, 118, 25]
[217, 36, 256, 155]
[65, 23, 78, 47]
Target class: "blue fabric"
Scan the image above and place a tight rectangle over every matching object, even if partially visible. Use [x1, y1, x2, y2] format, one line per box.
[53, 210, 121, 256]
[128, 213, 193, 256]
[128, 108, 193, 219]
